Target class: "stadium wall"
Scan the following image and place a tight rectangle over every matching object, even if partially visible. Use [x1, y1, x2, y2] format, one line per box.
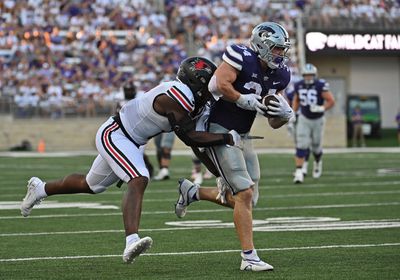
[309, 55, 400, 129]
[0, 115, 346, 152]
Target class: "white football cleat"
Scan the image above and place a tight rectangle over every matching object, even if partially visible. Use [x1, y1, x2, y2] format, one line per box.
[240, 256, 274, 271]
[312, 161, 323, 178]
[175, 179, 199, 218]
[293, 168, 304, 184]
[153, 167, 170, 181]
[21, 177, 46, 217]
[301, 161, 309, 177]
[123, 236, 153, 264]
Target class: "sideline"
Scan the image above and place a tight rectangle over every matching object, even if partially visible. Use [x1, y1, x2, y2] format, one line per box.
[0, 147, 400, 157]
[2, 217, 400, 236]
[1, 202, 400, 220]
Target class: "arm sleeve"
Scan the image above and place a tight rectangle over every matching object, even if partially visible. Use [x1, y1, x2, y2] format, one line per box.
[167, 113, 232, 147]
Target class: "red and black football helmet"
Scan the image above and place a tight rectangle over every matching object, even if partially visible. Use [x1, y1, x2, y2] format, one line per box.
[177, 56, 217, 116]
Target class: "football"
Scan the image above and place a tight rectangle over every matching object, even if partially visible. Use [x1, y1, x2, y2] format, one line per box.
[261, 94, 278, 118]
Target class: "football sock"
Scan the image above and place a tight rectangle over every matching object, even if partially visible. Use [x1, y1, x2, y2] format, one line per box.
[314, 152, 322, 162]
[189, 186, 199, 201]
[126, 233, 140, 247]
[242, 249, 259, 260]
[38, 183, 48, 198]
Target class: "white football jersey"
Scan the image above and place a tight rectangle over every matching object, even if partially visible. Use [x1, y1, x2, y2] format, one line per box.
[119, 81, 195, 145]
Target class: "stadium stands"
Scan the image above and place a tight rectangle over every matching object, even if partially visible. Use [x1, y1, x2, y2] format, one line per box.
[0, 0, 399, 118]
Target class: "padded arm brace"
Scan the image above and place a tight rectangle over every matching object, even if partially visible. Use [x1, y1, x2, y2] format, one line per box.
[167, 113, 232, 147]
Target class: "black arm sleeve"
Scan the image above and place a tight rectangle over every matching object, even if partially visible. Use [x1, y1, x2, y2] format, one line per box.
[167, 113, 232, 147]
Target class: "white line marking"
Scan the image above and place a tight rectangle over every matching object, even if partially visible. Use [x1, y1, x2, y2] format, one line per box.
[1, 202, 399, 220]
[0, 201, 118, 210]
[269, 181, 400, 190]
[0, 243, 399, 262]
[145, 181, 400, 193]
[2, 218, 400, 237]
[263, 190, 400, 198]
[3, 180, 399, 198]
[1, 147, 399, 158]
[130, 189, 400, 201]
[1, 179, 399, 193]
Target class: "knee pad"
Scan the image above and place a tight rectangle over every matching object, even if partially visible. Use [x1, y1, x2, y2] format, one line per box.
[86, 172, 118, 194]
[311, 144, 322, 156]
[87, 183, 107, 194]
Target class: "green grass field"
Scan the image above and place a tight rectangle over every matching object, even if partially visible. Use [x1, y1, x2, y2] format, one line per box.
[1, 152, 400, 279]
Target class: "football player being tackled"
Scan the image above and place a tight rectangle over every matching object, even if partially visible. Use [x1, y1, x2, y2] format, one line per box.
[174, 22, 294, 271]
[20, 57, 244, 264]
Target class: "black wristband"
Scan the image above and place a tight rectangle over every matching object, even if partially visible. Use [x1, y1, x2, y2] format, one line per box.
[223, 134, 232, 145]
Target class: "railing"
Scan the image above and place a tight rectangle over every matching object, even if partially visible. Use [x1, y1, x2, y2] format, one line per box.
[0, 96, 116, 119]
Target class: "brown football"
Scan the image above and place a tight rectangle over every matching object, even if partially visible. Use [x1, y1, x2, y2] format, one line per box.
[261, 95, 278, 118]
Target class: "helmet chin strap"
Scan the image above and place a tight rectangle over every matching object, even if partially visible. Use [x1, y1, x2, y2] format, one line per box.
[267, 61, 278, 69]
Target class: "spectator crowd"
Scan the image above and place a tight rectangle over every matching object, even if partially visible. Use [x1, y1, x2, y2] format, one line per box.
[0, 0, 399, 118]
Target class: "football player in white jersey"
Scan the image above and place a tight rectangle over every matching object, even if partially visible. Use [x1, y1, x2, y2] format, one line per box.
[20, 57, 243, 265]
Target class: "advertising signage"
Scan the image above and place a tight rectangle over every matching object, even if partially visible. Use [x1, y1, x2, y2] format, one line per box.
[306, 31, 400, 54]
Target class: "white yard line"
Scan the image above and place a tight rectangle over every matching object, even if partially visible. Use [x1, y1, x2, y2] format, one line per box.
[1, 147, 400, 158]
[0, 242, 399, 262]
[3, 188, 400, 200]
[4, 179, 397, 194]
[1, 201, 400, 220]
[2, 218, 400, 237]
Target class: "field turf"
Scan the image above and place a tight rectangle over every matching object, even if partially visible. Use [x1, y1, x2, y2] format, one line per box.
[0, 152, 399, 279]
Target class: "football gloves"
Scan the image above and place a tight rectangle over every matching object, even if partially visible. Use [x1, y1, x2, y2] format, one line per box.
[265, 94, 294, 120]
[236, 94, 267, 114]
[286, 114, 296, 137]
[228, 129, 243, 149]
[310, 104, 325, 113]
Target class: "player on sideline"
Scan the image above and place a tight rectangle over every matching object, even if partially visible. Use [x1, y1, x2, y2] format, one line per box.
[175, 22, 294, 271]
[20, 57, 243, 264]
[152, 131, 175, 180]
[292, 63, 335, 183]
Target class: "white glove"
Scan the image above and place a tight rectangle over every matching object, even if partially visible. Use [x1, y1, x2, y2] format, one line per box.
[236, 94, 267, 114]
[310, 104, 325, 113]
[216, 177, 229, 204]
[266, 94, 294, 120]
[228, 130, 243, 149]
[288, 114, 296, 124]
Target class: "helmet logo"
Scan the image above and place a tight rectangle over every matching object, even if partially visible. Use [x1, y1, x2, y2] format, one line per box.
[191, 59, 213, 74]
[194, 60, 206, 70]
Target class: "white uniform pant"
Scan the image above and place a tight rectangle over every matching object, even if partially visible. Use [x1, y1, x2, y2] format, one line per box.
[206, 123, 260, 206]
[86, 117, 149, 193]
[295, 114, 325, 155]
